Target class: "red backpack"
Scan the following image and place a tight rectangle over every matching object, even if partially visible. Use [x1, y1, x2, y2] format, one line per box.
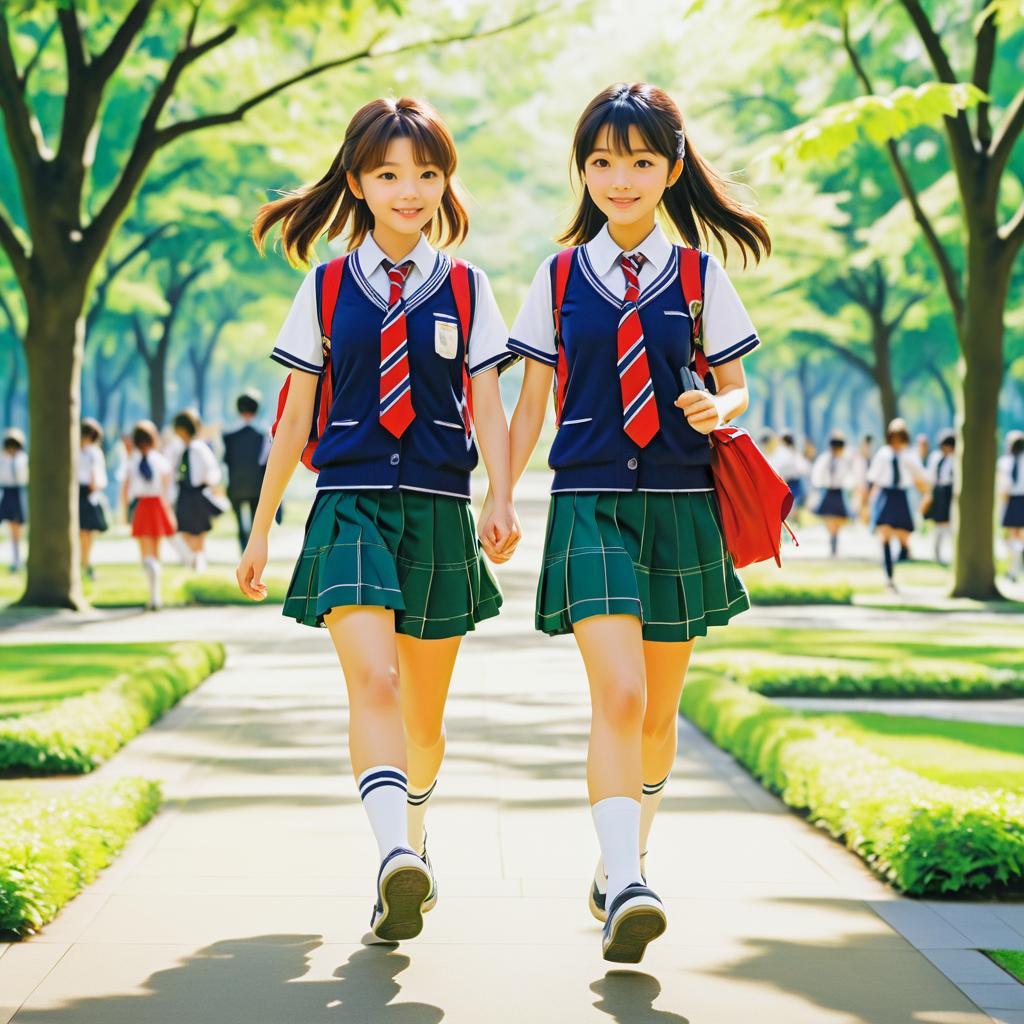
[551, 246, 797, 567]
[273, 256, 476, 473]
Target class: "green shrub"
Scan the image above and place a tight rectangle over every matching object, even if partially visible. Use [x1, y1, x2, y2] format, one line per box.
[0, 642, 225, 774]
[0, 777, 161, 936]
[706, 660, 1024, 698]
[681, 677, 1024, 896]
[745, 581, 853, 605]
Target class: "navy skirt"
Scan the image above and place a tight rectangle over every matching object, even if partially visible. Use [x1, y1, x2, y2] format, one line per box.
[1003, 495, 1024, 528]
[786, 478, 806, 508]
[924, 483, 953, 523]
[871, 487, 914, 532]
[79, 484, 109, 532]
[0, 486, 24, 524]
[815, 488, 848, 519]
[176, 484, 214, 535]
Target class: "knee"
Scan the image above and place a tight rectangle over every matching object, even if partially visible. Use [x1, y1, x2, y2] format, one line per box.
[594, 677, 645, 730]
[358, 665, 401, 712]
[642, 706, 677, 747]
[404, 713, 444, 752]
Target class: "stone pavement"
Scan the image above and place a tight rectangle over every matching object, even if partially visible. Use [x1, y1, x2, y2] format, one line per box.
[1, 484, 1022, 1022]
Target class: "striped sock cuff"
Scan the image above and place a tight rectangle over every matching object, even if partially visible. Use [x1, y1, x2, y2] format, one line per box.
[407, 779, 437, 806]
[358, 765, 408, 802]
[642, 774, 669, 796]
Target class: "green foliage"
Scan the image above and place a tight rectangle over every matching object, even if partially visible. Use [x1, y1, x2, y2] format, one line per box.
[681, 676, 1024, 895]
[0, 777, 161, 937]
[0, 641, 225, 774]
[762, 83, 988, 171]
[181, 573, 288, 604]
[745, 580, 853, 605]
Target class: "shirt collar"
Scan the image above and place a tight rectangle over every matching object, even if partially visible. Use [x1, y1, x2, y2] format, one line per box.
[357, 232, 437, 280]
[585, 222, 674, 277]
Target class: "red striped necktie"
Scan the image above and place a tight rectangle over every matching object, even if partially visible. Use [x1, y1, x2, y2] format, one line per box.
[379, 260, 415, 437]
[618, 253, 660, 447]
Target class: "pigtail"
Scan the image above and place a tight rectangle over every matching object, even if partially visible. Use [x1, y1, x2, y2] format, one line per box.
[662, 137, 770, 268]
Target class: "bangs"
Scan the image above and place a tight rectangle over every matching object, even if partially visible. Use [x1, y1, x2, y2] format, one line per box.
[352, 106, 457, 176]
[575, 92, 681, 168]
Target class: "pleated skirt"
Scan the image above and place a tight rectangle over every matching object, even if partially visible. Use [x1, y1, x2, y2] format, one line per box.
[1003, 495, 1024, 528]
[536, 490, 750, 643]
[814, 488, 849, 519]
[924, 483, 953, 523]
[870, 487, 914, 532]
[283, 489, 502, 639]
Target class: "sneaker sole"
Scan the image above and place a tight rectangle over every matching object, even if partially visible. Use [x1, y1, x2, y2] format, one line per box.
[602, 905, 667, 964]
[373, 865, 432, 942]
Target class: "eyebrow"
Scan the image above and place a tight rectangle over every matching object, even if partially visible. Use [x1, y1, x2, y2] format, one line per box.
[590, 148, 657, 156]
[375, 161, 442, 168]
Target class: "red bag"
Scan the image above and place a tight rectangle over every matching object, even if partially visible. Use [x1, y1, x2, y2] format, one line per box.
[272, 256, 475, 472]
[678, 247, 797, 567]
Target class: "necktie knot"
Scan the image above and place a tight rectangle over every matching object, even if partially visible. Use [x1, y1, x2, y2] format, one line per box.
[620, 253, 644, 303]
[385, 261, 413, 305]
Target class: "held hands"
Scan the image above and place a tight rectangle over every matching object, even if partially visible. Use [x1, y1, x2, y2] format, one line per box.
[236, 534, 269, 601]
[478, 489, 522, 565]
[675, 390, 721, 436]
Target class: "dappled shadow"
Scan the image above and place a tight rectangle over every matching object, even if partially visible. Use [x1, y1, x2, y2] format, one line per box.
[13, 934, 444, 1024]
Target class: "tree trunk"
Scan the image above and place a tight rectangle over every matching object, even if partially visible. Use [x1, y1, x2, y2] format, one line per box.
[3, 347, 21, 427]
[871, 322, 898, 430]
[17, 295, 87, 609]
[147, 346, 167, 428]
[951, 247, 1009, 600]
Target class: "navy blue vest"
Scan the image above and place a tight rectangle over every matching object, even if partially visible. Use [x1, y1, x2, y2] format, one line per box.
[550, 246, 714, 492]
[311, 253, 479, 498]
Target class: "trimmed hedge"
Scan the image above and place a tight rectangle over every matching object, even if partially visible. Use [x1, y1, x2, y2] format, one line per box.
[681, 676, 1024, 896]
[745, 581, 853, 605]
[0, 641, 225, 774]
[703, 659, 1024, 698]
[0, 777, 161, 936]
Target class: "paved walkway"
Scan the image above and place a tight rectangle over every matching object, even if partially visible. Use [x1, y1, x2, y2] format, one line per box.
[1, 488, 1022, 1022]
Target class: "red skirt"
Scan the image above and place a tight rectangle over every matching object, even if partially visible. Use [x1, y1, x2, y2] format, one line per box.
[132, 496, 176, 538]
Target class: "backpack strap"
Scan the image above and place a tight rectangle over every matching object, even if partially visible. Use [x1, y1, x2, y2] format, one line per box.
[678, 247, 709, 380]
[449, 258, 475, 438]
[311, 255, 347, 452]
[550, 248, 575, 425]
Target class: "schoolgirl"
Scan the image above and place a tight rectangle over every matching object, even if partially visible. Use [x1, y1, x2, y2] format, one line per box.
[922, 429, 955, 565]
[810, 430, 854, 557]
[0, 428, 27, 572]
[121, 420, 176, 610]
[997, 430, 1024, 581]
[503, 82, 770, 962]
[770, 430, 810, 523]
[866, 418, 929, 591]
[237, 97, 517, 942]
[172, 409, 223, 574]
[78, 418, 109, 580]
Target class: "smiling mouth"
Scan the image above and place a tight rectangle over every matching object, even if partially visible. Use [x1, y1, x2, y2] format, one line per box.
[609, 197, 639, 207]
[394, 208, 424, 216]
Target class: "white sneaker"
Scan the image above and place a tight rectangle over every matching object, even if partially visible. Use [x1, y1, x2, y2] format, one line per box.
[369, 846, 432, 942]
[589, 852, 647, 923]
[601, 882, 667, 964]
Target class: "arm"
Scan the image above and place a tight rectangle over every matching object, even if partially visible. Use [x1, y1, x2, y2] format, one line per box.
[236, 372, 318, 599]
[675, 357, 749, 434]
[472, 368, 519, 561]
[509, 358, 554, 486]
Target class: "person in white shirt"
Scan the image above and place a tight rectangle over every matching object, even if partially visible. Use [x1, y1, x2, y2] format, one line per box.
[866, 418, 930, 591]
[769, 430, 810, 525]
[171, 409, 224, 574]
[922, 429, 955, 565]
[997, 430, 1024, 581]
[0, 427, 28, 571]
[811, 430, 855, 557]
[78, 418, 110, 580]
[121, 420, 176, 610]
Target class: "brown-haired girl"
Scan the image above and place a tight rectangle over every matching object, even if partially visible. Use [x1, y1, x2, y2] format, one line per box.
[121, 420, 176, 610]
[172, 409, 223, 574]
[866, 417, 930, 591]
[503, 82, 770, 963]
[78, 417, 109, 580]
[238, 96, 517, 943]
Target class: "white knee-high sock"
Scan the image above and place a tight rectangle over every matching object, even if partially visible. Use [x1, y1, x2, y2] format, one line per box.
[407, 779, 437, 856]
[143, 557, 161, 607]
[639, 774, 669, 872]
[10, 536, 20, 568]
[358, 765, 410, 860]
[592, 797, 642, 907]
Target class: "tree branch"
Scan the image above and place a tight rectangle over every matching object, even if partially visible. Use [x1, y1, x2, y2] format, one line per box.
[0, 211, 30, 292]
[972, 5, 997, 150]
[132, 315, 153, 368]
[990, 85, 1024, 182]
[19, 21, 57, 88]
[56, 3, 86, 78]
[1003, 199, 1024, 262]
[888, 291, 926, 331]
[841, 15, 965, 325]
[91, 0, 158, 86]
[0, 15, 42, 190]
[0, 287, 23, 340]
[805, 333, 876, 379]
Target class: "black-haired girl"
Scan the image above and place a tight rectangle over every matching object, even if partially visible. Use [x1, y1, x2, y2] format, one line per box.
[923, 429, 956, 565]
[78, 417, 109, 580]
[0, 428, 27, 572]
[998, 431, 1024, 581]
[238, 97, 517, 943]
[503, 82, 769, 963]
[811, 430, 854, 557]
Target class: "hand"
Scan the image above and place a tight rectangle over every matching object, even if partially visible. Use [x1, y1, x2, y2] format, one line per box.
[236, 534, 269, 600]
[674, 389, 720, 436]
[477, 493, 522, 565]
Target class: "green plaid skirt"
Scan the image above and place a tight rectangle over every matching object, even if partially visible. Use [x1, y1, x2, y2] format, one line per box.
[536, 490, 750, 642]
[283, 489, 502, 639]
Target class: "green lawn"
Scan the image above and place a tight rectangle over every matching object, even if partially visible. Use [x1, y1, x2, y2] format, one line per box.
[985, 950, 1024, 984]
[805, 711, 1024, 793]
[0, 642, 176, 716]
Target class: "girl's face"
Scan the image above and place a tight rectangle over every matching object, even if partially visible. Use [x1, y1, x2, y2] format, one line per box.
[350, 136, 446, 240]
[583, 125, 681, 233]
